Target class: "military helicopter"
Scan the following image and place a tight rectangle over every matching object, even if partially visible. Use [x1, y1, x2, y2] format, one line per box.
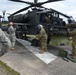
[8, 0, 75, 43]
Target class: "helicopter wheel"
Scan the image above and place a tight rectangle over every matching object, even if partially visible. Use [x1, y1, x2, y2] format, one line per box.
[16, 31, 23, 39]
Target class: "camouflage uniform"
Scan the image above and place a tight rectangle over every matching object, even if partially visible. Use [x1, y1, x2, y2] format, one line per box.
[0, 29, 11, 56]
[8, 22, 16, 50]
[68, 29, 76, 56]
[37, 25, 47, 53]
[45, 16, 50, 23]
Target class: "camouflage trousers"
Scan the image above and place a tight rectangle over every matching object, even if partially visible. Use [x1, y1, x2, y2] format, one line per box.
[39, 38, 47, 52]
[72, 42, 76, 55]
[10, 36, 16, 48]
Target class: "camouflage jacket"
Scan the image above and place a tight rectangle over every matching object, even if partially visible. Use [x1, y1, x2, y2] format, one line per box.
[37, 27, 47, 40]
[8, 26, 16, 37]
[68, 29, 76, 41]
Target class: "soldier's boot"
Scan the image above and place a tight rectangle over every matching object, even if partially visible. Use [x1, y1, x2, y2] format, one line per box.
[70, 50, 76, 56]
[39, 50, 44, 54]
[69, 54, 76, 59]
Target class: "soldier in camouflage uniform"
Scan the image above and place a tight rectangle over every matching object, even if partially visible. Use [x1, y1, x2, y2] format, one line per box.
[0, 28, 11, 56]
[45, 16, 50, 23]
[37, 24, 48, 54]
[68, 28, 76, 56]
[8, 22, 16, 50]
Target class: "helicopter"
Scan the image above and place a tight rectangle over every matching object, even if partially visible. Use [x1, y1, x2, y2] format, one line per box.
[8, 0, 76, 44]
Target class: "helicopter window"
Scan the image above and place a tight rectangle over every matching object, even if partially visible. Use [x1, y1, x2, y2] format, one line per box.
[45, 15, 50, 23]
[68, 19, 72, 24]
[68, 16, 75, 24]
[40, 14, 51, 23]
[52, 12, 58, 18]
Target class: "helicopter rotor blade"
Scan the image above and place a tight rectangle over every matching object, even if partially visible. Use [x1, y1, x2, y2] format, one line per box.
[48, 0, 63, 2]
[8, 0, 33, 5]
[9, 5, 32, 18]
[38, 0, 63, 6]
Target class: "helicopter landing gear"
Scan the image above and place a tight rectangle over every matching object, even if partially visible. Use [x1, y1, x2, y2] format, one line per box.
[16, 31, 27, 40]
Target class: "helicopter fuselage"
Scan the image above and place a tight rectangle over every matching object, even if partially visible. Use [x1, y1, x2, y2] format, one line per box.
[8, 8, 75, 41]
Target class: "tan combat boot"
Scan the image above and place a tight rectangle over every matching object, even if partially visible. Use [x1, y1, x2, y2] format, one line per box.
[39, 51, 44, 54]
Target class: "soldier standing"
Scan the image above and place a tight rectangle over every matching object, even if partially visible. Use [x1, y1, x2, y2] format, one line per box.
[8, 22, 16, 50]
[0, 28, 11, 56]
[37, 24, 48, 54]
[68, 28, 76, 57]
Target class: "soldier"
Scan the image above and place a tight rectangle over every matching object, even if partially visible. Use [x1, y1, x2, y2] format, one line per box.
[8, 22, 16, 50]
[67, 28, 76, 57]
[37, 24, 48, 54]
[45, 15, 50, 23]
[0, 28, 11, 56]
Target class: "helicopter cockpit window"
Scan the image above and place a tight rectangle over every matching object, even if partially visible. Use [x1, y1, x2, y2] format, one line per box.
[68, 16, 75, 24]
[40, 13, 51, 23]
[44, 15, 50, 23]
[68, 19, 72, 24]
[53, 12, 58, 17]
[52, 12, 58, 18]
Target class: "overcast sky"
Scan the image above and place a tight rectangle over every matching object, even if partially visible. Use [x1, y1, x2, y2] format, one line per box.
[0, 0, 76, 21]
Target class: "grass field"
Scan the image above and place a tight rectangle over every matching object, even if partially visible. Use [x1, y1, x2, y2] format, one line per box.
[26, 35, 72, 46]
[2, 23, 8, 26]
[0, 60, 20, 75]
[51, 35, 69, 46]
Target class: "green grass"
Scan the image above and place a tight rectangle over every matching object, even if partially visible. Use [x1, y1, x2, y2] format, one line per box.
[50, 35, 69, 46]
[26, 35, 72, 46]
[26, 35, 37, 39]
[2, 24, 8, 26]
[0, 60, 20, 75]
